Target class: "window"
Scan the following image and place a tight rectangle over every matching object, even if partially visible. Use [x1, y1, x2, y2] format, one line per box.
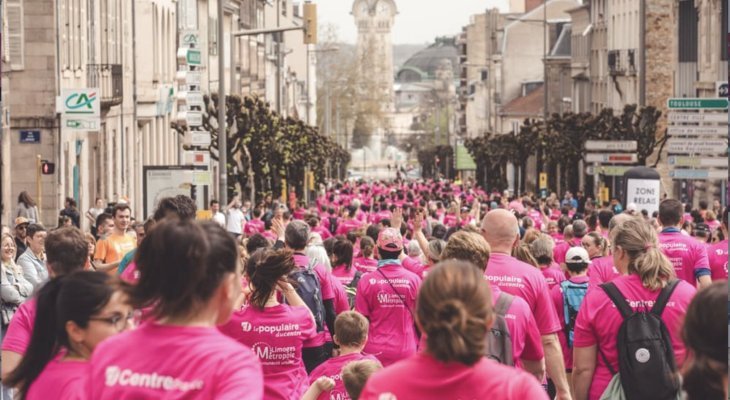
[678, 0, 698, 62]
[281, 0, 287, 17]
[723, 0, 728, 61]
[209, 17, 218, 55]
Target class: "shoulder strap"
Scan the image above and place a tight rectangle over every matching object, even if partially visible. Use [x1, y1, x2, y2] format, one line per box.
[494, 292, 514, 316]
[650, 280, 680, 317]
[306, 257, 318, 273]
[600, 282, 633, 319]
[377, 268, 415, 320]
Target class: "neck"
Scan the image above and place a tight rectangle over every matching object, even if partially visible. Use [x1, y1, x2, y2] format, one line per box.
[264, 293, 280, 307]
[338, 345, 363, 356]
[158, 304, 219, 327]
[490, 247, 512, 255]
[114, 227, 125, 236]
[31, 247, 43, 257]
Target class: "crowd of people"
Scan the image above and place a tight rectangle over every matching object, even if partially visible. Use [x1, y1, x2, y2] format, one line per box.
[0, 179, 727, 400]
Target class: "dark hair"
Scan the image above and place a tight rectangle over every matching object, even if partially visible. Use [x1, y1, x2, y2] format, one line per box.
[95, 213, 113, 229]
[698, 200, 708, 210]
[323, 237, 338, 257]
[334, 311, 368, 347]
[365, 225, 380, 243]
[153, 196, 196, 222]
[333, 239, 354, 271]
[26, 223, 46, 239]
[210, 200, 219, 207]
[359, 236, 375, 258]
[284, 220, 310, 250]
[682, 281, 727, 400]
[45, 227, 88, 275]
[245, 249, 297, 309]
[565, 261, 589, 273]
[431, 224, 448, 240]
[6, 271, 116, 398]
[598, 210, 614, 229]
[18, 191, 36, 207]
[128, 220, 238, 319]
[246, 233, 271, 255]
[112, 203, 131, 218]
[252, 208, 263, 218]
[658, 199, 683, 226]
[65, 197, 77, 209]
[722, 207, 728, 228]
[417, 261, 492, 365]
[378, 248, 401, 260]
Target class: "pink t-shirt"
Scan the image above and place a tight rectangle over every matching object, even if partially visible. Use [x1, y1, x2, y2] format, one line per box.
[331, 278, 352, 314]
[27, 358, 86, 400]
[490, 285, 544, 365]
[486, 253, 561, 335]
[573, 274, 695, 400]
[707, 239, 728, 280]
[309, 352, 380, 400]
[540, 265, 566, 290]
[587, 256, 620, 287]
[657, 229, 710, 286]
[336, 219, 363, 236]
[88, 322, 263, 399]
[262, 230, 278, 242]
[120, 261, 139, 283]
[527, 209, 543, 231]
[293, 254, 336, 348]
[311, 225, 333, 241]
[243, 219, 265, 236]
[360, 353, 548, 400]
[355, 263, 422, 366]
[550, 233, 565, 246]
[353, 257, 378, 274]
[1, 298, 36, 354]
[443, 214, 457, 228]
[549, 275, 590, 370]
[332, 264, 358, 286]
[553, 238, 581, 265]
[219, 304, 316, 400]
[401, 256, 426, 279]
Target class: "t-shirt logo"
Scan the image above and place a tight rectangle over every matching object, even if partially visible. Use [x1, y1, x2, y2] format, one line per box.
[241, 321, 252, 332]
[378, 393, 397, 400]
[369, 278, 377, 285]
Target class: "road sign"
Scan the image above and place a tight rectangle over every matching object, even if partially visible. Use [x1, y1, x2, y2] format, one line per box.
[176, 70, 201, 86]
[183, 151, 210, 166]
[667, 112, 728, 123]
[669, 169, 728, 180]
[179, 30, 200, 47]
[626, 179, 661, 215]
[60, 88, 100, 117]
[586, 165, 632, 176]
[184, 131, 212, 147]
[668, 156, 728, 168]
[585, 153, 638, 163]
[584, 140, 637, 151]
[667, 126, 727, 136]
[539, 173, 547, 189]
[717, 81, 728, 98]
[64, 118, 99, 131]
[667, 98, 729, 110]
[667, 139, 728, 154]
[177, 48, 201, 66]
[176, 111, 202, 127]
[19, 130, 40, 143]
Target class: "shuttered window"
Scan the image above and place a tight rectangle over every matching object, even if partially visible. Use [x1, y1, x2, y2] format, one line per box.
[7, 0, 23, 70]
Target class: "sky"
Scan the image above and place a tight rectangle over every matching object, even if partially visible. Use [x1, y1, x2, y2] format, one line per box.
[315, 0, 509, 45]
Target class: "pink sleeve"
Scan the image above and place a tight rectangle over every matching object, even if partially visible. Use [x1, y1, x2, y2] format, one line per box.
[1, 303, 32, 353]
[516, 374, 551, 399]
[550, 285, 565, 327]
[531, 276, 562, 335]
[354, 280, 371, 318]
[692, 242, 710, 271]
[573, 289, 600, 348]
[213, 348, 264, 399]
[298, 306, 318, 340]
[516, 301, 544, 361]
[315, 266, 335, 300]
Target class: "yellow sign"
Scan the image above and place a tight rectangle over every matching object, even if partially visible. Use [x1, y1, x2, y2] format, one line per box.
[308, 172, 315, 191]
[539, 173, 548, 189]
[600, 187, 610, 204]
[196, 210, 212, 220]
[281, 179, 287, 202]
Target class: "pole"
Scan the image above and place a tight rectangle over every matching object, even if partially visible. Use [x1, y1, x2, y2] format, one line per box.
[217, 0, 227, 205]
[36, 155, 42, 220]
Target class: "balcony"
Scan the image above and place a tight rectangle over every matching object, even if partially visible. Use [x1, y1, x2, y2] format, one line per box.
[87, 64, 123, 107]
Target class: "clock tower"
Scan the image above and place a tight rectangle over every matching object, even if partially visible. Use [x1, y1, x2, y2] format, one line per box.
[352, 0, 397, 112]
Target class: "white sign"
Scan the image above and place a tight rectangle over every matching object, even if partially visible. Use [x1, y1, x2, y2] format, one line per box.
[177, 91, 204, 108]
[585, 153, 638, 163]
[184, 131, 212, 147]
[60, 88, 100, 117]
[143, 166, 209, 218]
[668, 156, 728, 168]
[176, 70, 201, 86]
[626, 179, 661, 215]
[584, 140, 638, 151]
[63, 118, 99, 132]
[183, 151, 210, 166]
[667, 126, 727, 136]
[667, 139, 728, 154]
[670, 169, 728, 180]
[179, 29, 200, 47]
[176, 111, 203, 127]
[717, 81, 729, 98]
[667, 112, 728, 123]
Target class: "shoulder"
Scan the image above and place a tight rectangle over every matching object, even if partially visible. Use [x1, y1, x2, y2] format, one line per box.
[671, 280, 697, 302]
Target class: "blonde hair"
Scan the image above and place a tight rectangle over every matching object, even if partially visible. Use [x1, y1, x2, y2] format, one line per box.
[1, 233, 17, 263]
[612, 218, 675, 290]
[513, 243, 539, 268]
[342, 359, 383, 400]
[441, 231, 490, 271]
[528, 234, 554, 266]
[522, 228, 542, 245]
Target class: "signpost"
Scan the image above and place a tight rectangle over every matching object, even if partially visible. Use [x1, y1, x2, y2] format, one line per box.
[584, 140, 637, 151]
[586, 165, 632, 176]
[666, 98, 728, 110]
[669, 169, 728, 180]
[667, 126, 727, 136]
[667, 156, 728, 168]
[585, 153, 638, 163]
[666, 139, 728, 154]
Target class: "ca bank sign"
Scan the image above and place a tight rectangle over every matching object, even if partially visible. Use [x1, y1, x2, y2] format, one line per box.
[59, 88, 100, 132]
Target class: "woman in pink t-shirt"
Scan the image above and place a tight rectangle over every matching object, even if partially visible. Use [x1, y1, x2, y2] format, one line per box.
[331, 239, 357, 286]
[220, 249, 317, 400]
[6, 271, 132, 400]
[352, 237, 378, 274]
[360, 261, 547, 400]
[529, 235, 566, 290]
[87, 220, 264, 399]
[573, 218, 695, 400]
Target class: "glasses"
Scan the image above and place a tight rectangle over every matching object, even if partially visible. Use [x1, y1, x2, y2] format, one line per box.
[1, 244, 15, 249]
[89, 311, 135, 331]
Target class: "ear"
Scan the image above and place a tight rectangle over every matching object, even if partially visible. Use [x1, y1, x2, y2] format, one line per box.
[66, 320, 87, 344]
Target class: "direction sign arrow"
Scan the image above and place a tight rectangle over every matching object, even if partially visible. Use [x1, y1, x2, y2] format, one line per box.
[667, 98, 729, 110]
[667, 139, 728, 154]
[669, 169, 728, 180]
[667, 112, 728, 123]
[584, 140, 638, 151]
[667, 126, 727, 136]
[668, 156, 728, 168]
[585, 153, 638, 163]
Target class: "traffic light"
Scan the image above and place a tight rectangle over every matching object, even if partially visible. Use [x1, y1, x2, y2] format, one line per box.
[41, 160, 55, 175]
[303, 2, 317, 45]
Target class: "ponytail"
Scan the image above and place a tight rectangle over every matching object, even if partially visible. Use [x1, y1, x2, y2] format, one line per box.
[245, 249, 297, 309]
[359, 237, 374, 258]
[612, 218, 674, 291]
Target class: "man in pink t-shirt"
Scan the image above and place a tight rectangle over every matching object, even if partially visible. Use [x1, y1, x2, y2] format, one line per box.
[481, 209, 571, 400]
[657, 199, 711, 288]
[243, 208, 265, 237]
[707, 208, 728, 280]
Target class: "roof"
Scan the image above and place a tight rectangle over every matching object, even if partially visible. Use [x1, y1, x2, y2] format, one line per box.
[550, 24, 572, 57]
[501, 84, 545, 116]
[396, 37, 459, 82]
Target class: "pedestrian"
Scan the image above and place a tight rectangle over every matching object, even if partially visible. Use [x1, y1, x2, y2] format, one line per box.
[572, 218, 695, 400]
[341, 360, 383, 400]
[331, 239, 357, 286]
[680, 281, 727, 400]
[1, 234, 33, 330]
[15, 192, 39, 224]
[359, 261, 548, 400]
[85, 197, 106, 237]
[528, 234, 566, 290]
[586, 213, 631, 287]
[220, 249, 316, 400]
[87, 220, 264, 399]
[12, 217, 29, 262]
[226, 196, 245, 238]
[580, 232, 607, 260]
[481, 209, 571, 400]
[94, 213, 114, 241]
[93, 204, 135, 273]
[308, 311, 380, 400]
[116, 220, 147, 275]
[1, 227, 89, 385]
[59, 197, 80, 228]
[707, 207, 728, 280]
[352, 236, 378, 274]
[5, 271, 132, 400]
[83, 233, 97, 271]
[16, 224, 47, 290]
[209, 199, 226, 227]
[656, 199, 711, 288]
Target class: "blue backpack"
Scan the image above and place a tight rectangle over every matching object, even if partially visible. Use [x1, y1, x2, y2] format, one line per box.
[560, 280, 589, 348]
[289, 258, 325, 332]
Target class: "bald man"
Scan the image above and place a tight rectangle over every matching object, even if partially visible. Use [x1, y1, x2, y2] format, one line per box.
[482, 209, 572, 400]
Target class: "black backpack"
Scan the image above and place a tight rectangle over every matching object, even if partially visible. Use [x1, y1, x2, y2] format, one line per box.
[289, 258, 326, 332]
[486, 292, 514, 366]
[598, 280, 681, 400]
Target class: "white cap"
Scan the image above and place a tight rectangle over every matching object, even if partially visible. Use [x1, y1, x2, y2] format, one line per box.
[565, 247, 591, 264]
[627, 203, 637, 212]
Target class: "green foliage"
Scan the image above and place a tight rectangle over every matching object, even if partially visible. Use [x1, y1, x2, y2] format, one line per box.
[417, 145, 454, 180]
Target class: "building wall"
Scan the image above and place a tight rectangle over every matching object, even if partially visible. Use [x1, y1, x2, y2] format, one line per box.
[568, 4, 590, 113]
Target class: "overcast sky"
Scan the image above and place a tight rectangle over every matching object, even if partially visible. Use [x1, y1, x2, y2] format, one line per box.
[315, 0, 509, 45]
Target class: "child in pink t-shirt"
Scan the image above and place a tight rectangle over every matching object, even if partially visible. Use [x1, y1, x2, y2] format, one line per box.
[308, 312, 381, 400]
[6, 271, 132, 400]
[220, 249, 317, 400]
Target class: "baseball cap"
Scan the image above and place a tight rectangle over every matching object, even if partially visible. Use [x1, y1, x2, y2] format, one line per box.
[14, 217, 30, 228]
[565, 247, 591, 264]
[377, 228, 404, 252]
[626, 203, 638, 213]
